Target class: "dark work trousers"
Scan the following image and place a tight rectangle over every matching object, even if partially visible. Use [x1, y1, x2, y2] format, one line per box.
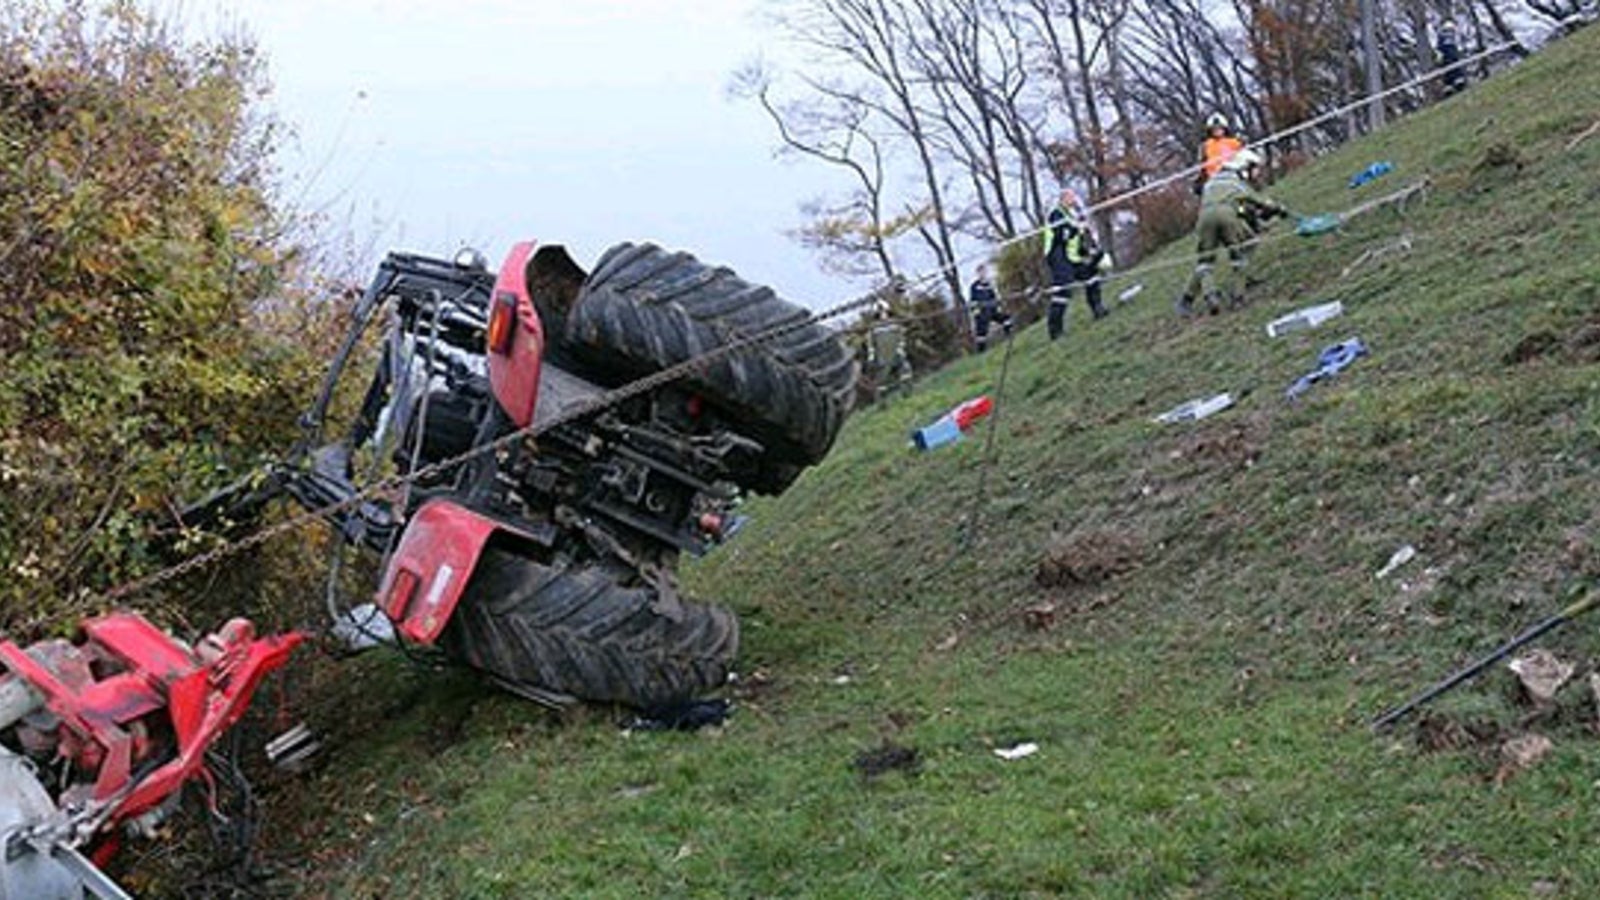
[1047, 257, 1105, 340]
[973, 304, 1012, 351]
[1439, 43, 1466, 94]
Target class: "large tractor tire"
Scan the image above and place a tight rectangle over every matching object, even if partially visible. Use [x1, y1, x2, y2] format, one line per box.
[561, 242, 857, 493]
[439, 548, 739, 709]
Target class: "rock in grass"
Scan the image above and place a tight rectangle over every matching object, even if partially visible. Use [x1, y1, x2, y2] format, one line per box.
[1507, 649, 1574, 706]
[1493, 733, 1554, 786]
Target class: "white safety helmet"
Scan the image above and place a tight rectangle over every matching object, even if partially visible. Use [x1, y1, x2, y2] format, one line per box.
[1221, 148, 1263, 173]
[1205, 112, 1230, 131]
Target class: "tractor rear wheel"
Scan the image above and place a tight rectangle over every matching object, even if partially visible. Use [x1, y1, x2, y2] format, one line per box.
[439, 548, 738, 709]
[561, 242, 856, 493]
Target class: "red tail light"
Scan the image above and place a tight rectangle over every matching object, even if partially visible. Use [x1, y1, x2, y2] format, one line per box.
[384, 568, 420, 620]
[487, 291, 517, 354]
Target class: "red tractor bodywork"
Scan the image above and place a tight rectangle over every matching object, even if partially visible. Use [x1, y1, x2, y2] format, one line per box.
[373, 242, 550, 648]
[0, 613, 302, 864]
[378, 499, 535, 644]
[486, 240, 546, 429]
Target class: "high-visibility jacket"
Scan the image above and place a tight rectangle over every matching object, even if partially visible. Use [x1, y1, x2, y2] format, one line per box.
[969, 277, 998, 310]
[1200, 135, 1244, 178]
[1042, 205, 1094, 265]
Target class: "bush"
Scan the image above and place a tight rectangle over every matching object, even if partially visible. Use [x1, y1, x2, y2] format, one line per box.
[992, 238, 1049, 330]
[845, 279, 967, 401]
[0, 3, 330, 635]
[1127, 182, 1198, 260]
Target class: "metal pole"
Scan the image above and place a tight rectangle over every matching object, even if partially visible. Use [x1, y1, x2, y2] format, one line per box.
[1372, 591, 1600, 731]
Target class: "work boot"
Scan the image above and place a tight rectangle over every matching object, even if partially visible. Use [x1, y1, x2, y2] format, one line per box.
[1203, 291, 1222, 315]
[1090, 299, 1108, 320]
[1174, 294, 1195, 317]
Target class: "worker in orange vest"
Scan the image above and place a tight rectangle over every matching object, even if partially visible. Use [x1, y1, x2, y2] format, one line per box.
[1195, 112, 1244, 191]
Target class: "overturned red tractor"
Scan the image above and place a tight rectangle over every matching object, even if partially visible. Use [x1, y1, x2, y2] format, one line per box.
[0, 241, 855, 896]
[202, 239, 856, 706]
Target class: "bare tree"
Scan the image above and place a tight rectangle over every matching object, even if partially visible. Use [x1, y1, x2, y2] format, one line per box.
[766, 0, 966, 305]
[899, 0, 1051, 239]
[732, 60, 904, 282]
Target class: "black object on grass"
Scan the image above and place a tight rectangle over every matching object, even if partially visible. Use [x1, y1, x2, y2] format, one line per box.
[1372, 590, 1599, 731]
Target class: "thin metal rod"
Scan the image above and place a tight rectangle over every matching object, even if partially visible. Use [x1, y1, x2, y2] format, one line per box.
[1371, 613, 1566, 731]
[1372, 591, 1599, 731]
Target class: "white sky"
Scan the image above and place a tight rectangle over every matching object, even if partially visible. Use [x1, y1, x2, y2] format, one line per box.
[191, 0, 850, 309]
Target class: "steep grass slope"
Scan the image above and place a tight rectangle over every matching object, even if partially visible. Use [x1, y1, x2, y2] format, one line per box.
[286, 28, 1600, 898]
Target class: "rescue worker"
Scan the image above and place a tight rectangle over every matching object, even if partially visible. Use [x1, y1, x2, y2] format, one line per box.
[969, 264, 1011, 352]
[1175, 148, 1288, 316]
[864, 301, 913, 401]
[1042, 188, 1108, 340]
[1437, 21, 1467, 95]
[1195, 112, 1244, 191]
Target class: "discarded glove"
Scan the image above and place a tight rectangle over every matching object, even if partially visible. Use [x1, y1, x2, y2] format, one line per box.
[1295, 213, 1343, 237]
[628, 698, 733, 732]
[1349, 160, 1394, 189]
[1286, 337, 1368, 399]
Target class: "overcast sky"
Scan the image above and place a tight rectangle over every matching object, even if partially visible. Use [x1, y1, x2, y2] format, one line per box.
[195, 0, 850, 310]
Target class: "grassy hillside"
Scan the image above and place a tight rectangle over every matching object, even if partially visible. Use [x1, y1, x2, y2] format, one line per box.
[276, 27, 1600, 898]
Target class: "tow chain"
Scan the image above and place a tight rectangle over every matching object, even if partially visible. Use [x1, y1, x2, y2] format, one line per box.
[102, 176, 1437, 606]
[98, 289, 883, 606]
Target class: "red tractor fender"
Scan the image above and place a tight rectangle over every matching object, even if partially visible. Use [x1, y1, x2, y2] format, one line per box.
[486, 240, 546, 429]
[376, 499, 537, 644]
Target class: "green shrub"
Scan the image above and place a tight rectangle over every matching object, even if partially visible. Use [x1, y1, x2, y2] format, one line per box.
[0, 1, 331, 634]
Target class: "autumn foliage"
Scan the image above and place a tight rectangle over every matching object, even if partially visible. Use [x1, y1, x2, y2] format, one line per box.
[0, 2, 332, 634]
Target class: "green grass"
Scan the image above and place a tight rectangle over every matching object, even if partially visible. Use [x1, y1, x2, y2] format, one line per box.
[271, 28, 1600, 898]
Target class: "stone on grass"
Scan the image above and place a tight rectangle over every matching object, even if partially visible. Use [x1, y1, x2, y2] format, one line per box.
[1493, 733, 1553, 786]
[1507, 649, 1574, 705]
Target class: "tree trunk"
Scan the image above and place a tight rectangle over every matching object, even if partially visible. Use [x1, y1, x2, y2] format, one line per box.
[1361, 0, 1386, 128]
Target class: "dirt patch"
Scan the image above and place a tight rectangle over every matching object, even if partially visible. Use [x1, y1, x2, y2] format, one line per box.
[1036, 530, 1142, 590]
[1427, 844, 1497, 874]
[1502, 330, 1561, 365]
[1569, 322, 1600, 362]
[1187, 423, 1263, 468]
[1503, 318, 1600, 366]
[1474, 142, 1525, 174]
[1165, 417, 1268, 476]
[853, 739, 921, 779]
[1563, 527, 1600, 577]
[731, 667, 783, 704]
[425, 696, 480, 753]
[1414, 711, 1502, 754]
